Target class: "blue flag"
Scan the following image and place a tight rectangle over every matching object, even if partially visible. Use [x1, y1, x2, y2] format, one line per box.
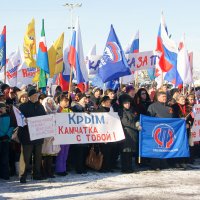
[0, 26, 6, 70]
[105, 79, 120, 91]
[139, 115, 189, 158]
[98, 25, 131, 83]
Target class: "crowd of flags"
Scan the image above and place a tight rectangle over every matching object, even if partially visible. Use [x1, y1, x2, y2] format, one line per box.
[0, 12, 194, 92]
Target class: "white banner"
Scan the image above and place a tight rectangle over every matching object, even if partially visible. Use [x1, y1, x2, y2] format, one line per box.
[191, 104, 200, 142]
[17, 62, 38, 88]
[53, 112, 125, 145]
[126, 51, 159, 71]
[6, 49, 22, 87]
[27, 114, 56, 141]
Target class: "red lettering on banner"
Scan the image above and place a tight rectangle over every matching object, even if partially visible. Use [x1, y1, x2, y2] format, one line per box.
[6, 71, 17, 79]
[58, 126, 63, 134]
[22, 69, 36, 78]
[76, 135, 81, 142]
[57, 126, 99, 134]
[194, 120, 200, 126]
[136, 56, 148, 69]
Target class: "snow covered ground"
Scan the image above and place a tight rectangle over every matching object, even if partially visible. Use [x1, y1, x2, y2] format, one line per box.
[1, 163, 200, 200]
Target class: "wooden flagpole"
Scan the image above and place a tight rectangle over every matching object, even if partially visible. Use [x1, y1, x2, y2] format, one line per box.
[68, 66, 73, 99]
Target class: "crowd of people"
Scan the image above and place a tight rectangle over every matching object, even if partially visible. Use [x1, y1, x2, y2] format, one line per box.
[0, 81, 200, 184]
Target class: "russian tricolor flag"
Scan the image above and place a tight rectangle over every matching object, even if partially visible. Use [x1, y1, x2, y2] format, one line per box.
[0, 26, 6, 70]
[125, 30, 139, 53]
[68, 18, 88, 85]
[156, 13, 177, 73]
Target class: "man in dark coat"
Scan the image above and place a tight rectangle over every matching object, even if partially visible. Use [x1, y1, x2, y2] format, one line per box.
[18, 88, 46, 183]
[147, 91, 174, 170]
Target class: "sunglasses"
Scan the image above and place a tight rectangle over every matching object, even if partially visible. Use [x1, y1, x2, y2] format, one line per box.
[141, 92, 147, 95]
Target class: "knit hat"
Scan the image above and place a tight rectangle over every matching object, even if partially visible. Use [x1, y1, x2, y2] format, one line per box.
[99, 96, 111, 105]
[1, 84, 10, 92]
[93, 87, 101, 94]
[17, 91, 28, 100]
[27, 87, 37, 97]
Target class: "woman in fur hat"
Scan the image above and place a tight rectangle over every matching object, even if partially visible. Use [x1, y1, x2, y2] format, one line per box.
[118, 94, 140, 173]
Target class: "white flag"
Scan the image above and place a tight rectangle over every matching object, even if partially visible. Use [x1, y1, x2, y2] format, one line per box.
[6, 48, 22, 87]
[13, 106, 27, 127]
[177, 36, 193, 84]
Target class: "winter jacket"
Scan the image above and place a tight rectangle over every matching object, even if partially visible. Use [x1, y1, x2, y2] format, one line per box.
[0, 114, 14, 142]
[18, 101, 46, 145]
[147, 101, 174, 118]
[118, 108, 139, 152]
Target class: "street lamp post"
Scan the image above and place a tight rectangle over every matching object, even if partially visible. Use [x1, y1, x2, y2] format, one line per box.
[63, 3, 82, 37]
[62, 3, 82, 98]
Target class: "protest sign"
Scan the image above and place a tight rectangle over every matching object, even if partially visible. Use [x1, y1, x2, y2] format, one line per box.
[191, 104, 200, 142]
[53, 112, 125, 145]
[139, 115, 189, 158]
[27, 114, 55, 141]
[126, 51, 159, 71]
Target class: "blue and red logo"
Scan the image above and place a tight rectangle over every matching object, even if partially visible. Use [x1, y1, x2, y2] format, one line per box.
[102, 42, 122, 64]
[152, 124, 175, 149]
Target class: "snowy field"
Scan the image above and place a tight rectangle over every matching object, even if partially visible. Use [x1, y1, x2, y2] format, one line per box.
[1, 163, 200, 200]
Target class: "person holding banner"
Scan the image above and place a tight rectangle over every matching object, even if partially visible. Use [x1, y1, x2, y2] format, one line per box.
[41, 97, 60, 178]
[147, 91, 174, 170]
[96, 96, 113, 172]
[18, 87, 46, 183]
[118, 94, 140, 173]
[55, 94, 71, 176]
[72, 93, 91, 174]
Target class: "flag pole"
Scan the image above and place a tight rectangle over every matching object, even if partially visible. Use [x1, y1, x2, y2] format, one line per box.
[4, 64, 6, 83]
[68, 66, 73, 99]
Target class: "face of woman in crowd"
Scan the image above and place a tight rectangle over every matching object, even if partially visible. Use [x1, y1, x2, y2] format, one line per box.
[20, 94, 28, 104]
[60, 99, 69, 109]
[94, 90, 101, 98]
[140, 90, 147, 100]
[177, 97, 185, 105]
[123, 102, 130, 110]
[107, 92, 115, 100]
[128, 89, 135, 98]
[187, 96, 195, 105]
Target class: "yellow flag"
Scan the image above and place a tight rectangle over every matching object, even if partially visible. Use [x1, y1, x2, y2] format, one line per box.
[32, 67, 40, 83]
[23, 18, 37, 67]
[48, 33, 64, 77]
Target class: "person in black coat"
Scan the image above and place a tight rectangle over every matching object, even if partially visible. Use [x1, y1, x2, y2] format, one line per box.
[118, 94, 139, 173]
[18, 88, 46, 183]
[96, 96, 113, 172]
[71, 93, 90, 174]
[147, 91, 174, 170]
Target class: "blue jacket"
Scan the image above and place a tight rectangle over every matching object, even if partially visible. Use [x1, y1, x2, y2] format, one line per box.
[0, 114, 14, 141]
